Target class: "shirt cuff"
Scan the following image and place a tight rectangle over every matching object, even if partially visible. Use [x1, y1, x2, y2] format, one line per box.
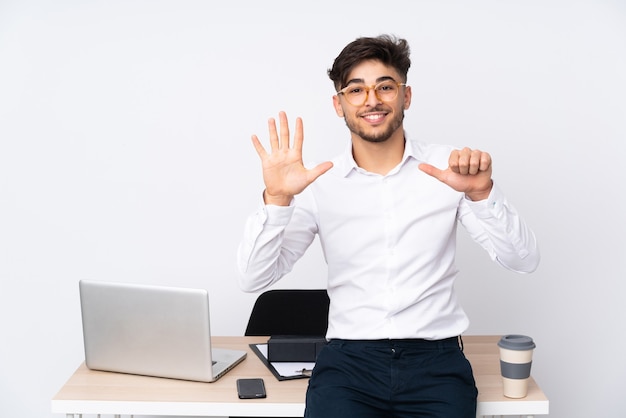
[257, 195, 296, 226]
[464, 182, 505, 219]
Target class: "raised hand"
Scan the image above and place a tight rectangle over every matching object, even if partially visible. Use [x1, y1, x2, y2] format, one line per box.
[418, 147, 493, 201]
[251, 111, 333, 206]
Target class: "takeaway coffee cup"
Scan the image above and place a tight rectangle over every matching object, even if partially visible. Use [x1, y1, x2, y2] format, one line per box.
[498, 335, 536, 398]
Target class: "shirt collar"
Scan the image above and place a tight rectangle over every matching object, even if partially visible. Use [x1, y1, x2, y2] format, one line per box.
[334, 133, 420, 178]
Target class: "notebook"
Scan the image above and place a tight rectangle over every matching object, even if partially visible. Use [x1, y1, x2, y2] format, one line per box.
[79, 280, 247, 382]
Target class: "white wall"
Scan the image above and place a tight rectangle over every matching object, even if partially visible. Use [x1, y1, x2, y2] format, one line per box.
[1, 0, 625, 417]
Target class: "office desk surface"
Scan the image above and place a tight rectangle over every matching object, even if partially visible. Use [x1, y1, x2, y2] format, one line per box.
[52, 335, 548, 417]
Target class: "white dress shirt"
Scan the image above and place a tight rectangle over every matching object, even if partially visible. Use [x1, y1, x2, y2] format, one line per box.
[237, 138, 539, 340]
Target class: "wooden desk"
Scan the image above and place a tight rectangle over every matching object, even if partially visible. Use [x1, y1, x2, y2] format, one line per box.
[52, 335, 548, 417]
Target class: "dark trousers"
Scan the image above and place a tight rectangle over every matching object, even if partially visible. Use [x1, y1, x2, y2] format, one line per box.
[304, 337, 477, 418]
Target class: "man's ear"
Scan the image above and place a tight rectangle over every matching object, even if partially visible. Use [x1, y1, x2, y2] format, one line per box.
[403, 85, 412, 110]
[333, 95, 344, 117]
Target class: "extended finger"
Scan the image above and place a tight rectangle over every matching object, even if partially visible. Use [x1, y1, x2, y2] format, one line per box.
[251, 135, 268, 158]
[418, 162, 445, 181]
[279, 111, 290, 150]
[308, 161, 334, 181]
[293, 117, 304, 152]
[268, 117, 279, 151]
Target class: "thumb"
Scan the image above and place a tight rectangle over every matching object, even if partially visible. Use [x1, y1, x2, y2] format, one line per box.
[308, 161, 334, 182]
[418, 162, 445, 181]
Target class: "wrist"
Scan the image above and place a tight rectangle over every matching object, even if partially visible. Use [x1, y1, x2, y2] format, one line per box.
[263, 190, 293, 206]
[466, 180, 493, 202]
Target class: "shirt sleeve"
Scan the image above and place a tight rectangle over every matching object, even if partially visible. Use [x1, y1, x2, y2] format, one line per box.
[458, 182, 540, 273]
[236, 193, 318, 292]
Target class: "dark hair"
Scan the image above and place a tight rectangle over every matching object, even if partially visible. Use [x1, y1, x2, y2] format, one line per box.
[328, 34, 411, 91]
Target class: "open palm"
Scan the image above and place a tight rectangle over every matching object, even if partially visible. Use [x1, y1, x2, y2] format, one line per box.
[251, 112, 333, 206]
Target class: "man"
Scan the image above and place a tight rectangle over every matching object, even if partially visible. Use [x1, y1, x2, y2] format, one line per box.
[237, 35, 539, 418]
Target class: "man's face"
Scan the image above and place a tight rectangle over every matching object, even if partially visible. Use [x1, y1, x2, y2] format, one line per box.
[333, 60, 411, 143]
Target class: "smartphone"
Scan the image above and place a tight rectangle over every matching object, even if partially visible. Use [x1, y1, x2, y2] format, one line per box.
[236, 378, 267, 399]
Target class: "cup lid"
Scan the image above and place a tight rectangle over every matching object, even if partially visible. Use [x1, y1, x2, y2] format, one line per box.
[498, 334, 536, 350]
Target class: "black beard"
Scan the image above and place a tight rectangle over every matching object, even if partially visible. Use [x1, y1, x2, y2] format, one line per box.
[344, 109, 405, 143]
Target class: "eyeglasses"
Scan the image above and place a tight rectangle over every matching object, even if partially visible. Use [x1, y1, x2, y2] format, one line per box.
[337, 80, 407, 106]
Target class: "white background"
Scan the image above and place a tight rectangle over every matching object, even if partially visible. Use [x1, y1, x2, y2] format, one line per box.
[1, 0, 625, 417]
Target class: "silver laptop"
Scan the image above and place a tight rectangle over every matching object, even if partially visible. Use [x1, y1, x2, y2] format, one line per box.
[79, 280, 247, 382]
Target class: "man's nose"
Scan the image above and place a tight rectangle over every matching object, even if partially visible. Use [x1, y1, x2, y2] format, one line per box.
[365, 87, 382, 106]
